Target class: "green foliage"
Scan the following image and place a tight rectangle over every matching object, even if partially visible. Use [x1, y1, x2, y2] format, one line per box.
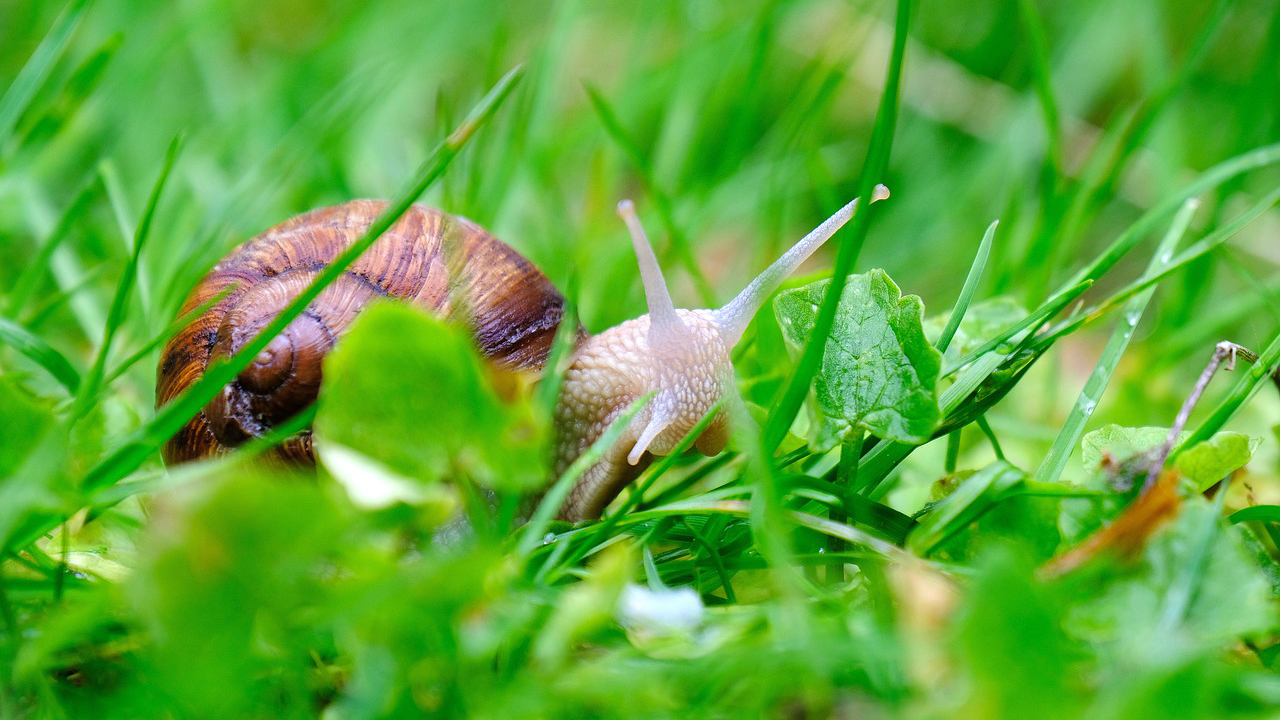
[1177, 432, 1259, 490]
[775, 270, 942, 447]
[3, 0, 1280, 717]
[316, 301, 548, 493]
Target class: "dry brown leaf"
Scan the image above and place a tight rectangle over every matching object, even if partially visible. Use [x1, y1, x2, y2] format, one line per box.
[1041, 471, 1181, 578]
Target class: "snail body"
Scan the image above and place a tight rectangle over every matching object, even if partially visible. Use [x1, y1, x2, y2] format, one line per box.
[158, 187, 888, 521]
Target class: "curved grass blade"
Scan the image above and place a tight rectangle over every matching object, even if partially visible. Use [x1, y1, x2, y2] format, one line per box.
[0, 317, 80, 393]
[550, 402, 723, 575]
[1040, 184, 1280, 344]
[936, 220, 998, 354]
[1057, 142, 1280, 301]
[1229, 506, 1280, 525]
[517, 392, 651, 557]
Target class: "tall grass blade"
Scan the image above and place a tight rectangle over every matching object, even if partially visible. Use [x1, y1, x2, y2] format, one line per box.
[72, 135, 182, 419]
[5, 177, 97, 318]
[0, 0, 91, 147]
[1058, 142, 1280, 298]
[762, 0, 911, 452]
[1032, 199, 1198, 484]
[937, 220, 998, 353]
[1015, 0, 1062, 196]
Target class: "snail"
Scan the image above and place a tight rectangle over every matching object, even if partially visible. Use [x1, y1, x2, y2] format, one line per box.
[157, 186, 889, 521]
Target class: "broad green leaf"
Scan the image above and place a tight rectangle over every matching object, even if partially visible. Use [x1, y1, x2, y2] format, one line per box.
[1174, 432, 1260, 490]
[315, 301, 548, 492]
[774, 270, 942, 447]
[1080, 425, 1257, 491]
[1081, 425, 1175, 473]
[128, 469, 343, 716]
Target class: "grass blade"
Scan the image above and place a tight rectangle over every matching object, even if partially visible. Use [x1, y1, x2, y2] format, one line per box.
[1041, 184, 1280, 344]
[937, 220, 998, 353]
[101, 285, 236, 388]
[0, 0, 91, 147]
[1015, 0, 1062, 197]
[1032, 199, 1198, 484]
[517, 393, 651, 557]
[0, 317, 80, 393]
[5, 177, 97, 318]
[1057, 142, 1280, 300]
[72, 135, 182, 419]
[552, 402, 724, 574]
[762, 0, 911, 452]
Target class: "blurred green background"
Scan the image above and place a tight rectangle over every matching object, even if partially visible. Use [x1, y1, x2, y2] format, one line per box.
[3, 0, 1280, 716]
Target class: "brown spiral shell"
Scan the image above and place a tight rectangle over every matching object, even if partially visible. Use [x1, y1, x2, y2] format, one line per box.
[156, 200, 570, 465]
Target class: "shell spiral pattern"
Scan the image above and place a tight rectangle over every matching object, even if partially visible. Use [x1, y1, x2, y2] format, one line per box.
[156, 200, 569, 465]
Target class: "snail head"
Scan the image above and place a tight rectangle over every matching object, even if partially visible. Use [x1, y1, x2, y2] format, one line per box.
[557, 185, 891, 475]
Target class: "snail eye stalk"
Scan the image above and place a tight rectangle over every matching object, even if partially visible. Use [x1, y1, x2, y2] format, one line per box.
[710, 184, 890, 346]
[617, 199, 690, 352]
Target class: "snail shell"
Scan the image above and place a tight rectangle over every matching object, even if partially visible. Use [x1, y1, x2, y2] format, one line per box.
[156, 200, 569, 465]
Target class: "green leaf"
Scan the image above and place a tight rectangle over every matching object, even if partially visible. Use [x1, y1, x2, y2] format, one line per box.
[315, 301, 548, 492]
[774, 269, 942, 447]
[1078, 425, 1256, 491]
[1174, 432, 1259, 490]
[127, 468, 343, 716]
[954, 548, 1083, 719]
[1080, 425, 1175, 473]
[1061, 499, 1277, 663]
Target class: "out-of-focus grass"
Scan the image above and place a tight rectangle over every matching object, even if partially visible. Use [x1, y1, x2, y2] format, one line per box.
[3, 0, 1280, 717]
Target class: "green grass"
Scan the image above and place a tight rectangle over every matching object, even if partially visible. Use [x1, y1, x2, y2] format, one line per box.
[3, 0, 1280, 717]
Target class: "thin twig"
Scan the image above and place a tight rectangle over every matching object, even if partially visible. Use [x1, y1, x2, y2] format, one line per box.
[1141, 341, 1253, 491]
